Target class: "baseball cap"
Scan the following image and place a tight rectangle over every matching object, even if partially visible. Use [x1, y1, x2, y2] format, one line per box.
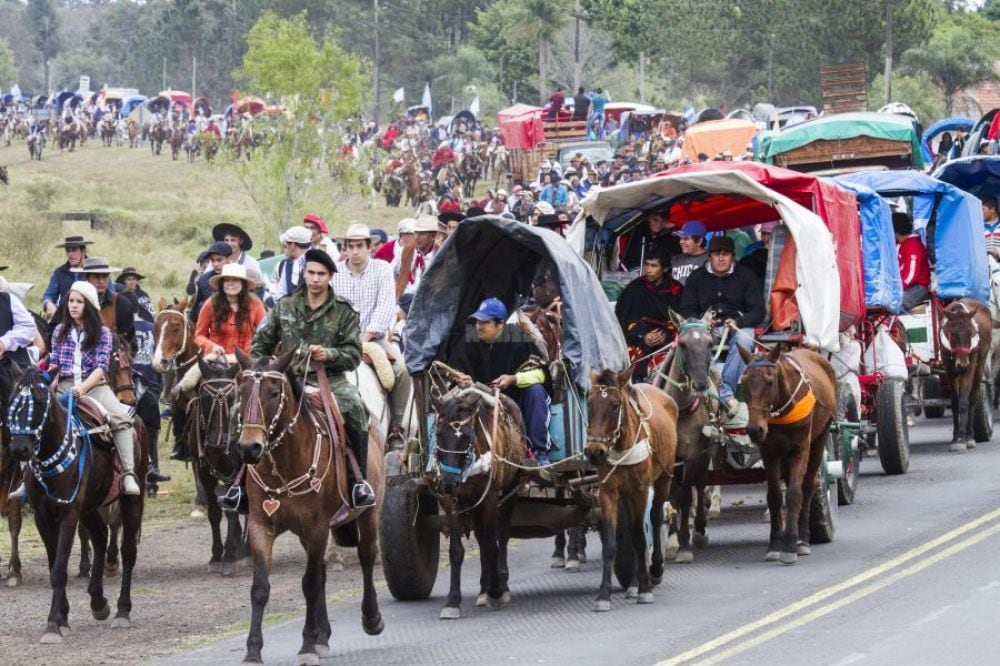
[370, 228, 388, 243]
[707, 235, 735, 254]
[398, 218, 417, 234]
[468, 297, 508, 322]
[674, 220, 707, 238]
[206, 241, 234, 257]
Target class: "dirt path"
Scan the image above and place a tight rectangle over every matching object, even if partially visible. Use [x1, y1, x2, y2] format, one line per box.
[0, 511, 383, 664]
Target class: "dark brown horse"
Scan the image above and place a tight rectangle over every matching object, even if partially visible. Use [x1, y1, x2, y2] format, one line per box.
[430, 386, 525, 619]
[7, 365, 148, 643]
[939, 298, 993, 452]
[738, 346, 836, 564]
[585, 368, 677, 611]
[235, 351, 384, 663]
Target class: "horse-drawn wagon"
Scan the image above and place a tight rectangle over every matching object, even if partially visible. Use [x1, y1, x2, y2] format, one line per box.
[381, 216, 630, 604]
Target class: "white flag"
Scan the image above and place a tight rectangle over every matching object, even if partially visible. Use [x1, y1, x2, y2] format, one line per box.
[469, 95, 480, 118]
[10, 84, 20, 98]
[392, 87, 405, 103]
[422, 82, 432, 116]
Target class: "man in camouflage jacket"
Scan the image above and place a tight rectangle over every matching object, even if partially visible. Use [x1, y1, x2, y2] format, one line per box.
[250, 249, 376, 507]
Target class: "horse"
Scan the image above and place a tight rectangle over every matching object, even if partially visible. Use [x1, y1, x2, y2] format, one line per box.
[152, 298, 199, 463]
[169, 125, 184, 160]
[59, 125, 78, 152]
[7, 365, 148, 643]
[652, 310, 717, 566]
[28, 132, 45, 160]
[150, 122, 167, 156]
[939, 299, 993, 452]
[184, 134, 202, 162]
[126, 121, 140, 149]
[458, 152, 482, 198]
[402, 161, 422, 208]
[585, 368, 678, 611]
[100, 118, 116, 147]
[0, 441, 25, 586]
[234, 350, 384, 663]
[737, 345, 836, 564]
[429, 385, 525, 619]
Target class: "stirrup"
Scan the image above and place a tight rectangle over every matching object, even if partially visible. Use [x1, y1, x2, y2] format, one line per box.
[219, 484, 244, 514]
[351, 481, 376, 508]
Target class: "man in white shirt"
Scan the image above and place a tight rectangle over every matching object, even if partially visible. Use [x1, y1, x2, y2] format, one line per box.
[269, 226, 312, 302]
[334, 223, 411, 448]
[392, 213, 439, 309]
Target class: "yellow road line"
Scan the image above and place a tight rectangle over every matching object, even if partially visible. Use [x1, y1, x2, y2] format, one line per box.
[696, 522, 1000, 665]
[657, 505, 1000, 666]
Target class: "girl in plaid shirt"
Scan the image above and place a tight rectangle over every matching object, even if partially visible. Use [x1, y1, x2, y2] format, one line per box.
[50, 282, 141, 495]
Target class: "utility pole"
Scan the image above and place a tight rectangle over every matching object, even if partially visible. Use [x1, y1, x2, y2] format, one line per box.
[639, 51, 646, 103]
[373, 0, 381, 125]
[162, 56, 167, 91]
[883, 0, 894, 103]
[191, 56, 197, 99]
[573, 0, 581, 92]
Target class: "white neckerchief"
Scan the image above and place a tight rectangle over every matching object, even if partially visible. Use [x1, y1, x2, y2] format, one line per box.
[71, 327, 85, 385]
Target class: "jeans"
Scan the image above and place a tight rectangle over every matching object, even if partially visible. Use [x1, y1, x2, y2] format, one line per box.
[510, 384, 552, 456]
[713, 327, 757, 403]
[901, 284, 929, 312]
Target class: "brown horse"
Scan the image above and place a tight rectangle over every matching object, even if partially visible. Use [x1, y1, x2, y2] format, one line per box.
[585, 368, 677, 611]
[429, 386, 525, 619]
[0, 445, 24, 586]
[939, 298, 993, 452]
[169, 125, 184, 160]
[738, 346, 836, 564]
[7, 365, 148, 643]
[402, 160, 422, 207]
[235, 351, 384, 664]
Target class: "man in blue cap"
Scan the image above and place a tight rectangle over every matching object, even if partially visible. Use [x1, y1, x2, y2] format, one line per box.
[670, 220, 709, 285]
[450, 297, 552, 465]
[190, 240, 233, 322]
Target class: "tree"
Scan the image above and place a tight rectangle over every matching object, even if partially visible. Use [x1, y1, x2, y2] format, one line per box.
[902, 22, 999, 111]
[232, 12, 368, 232]
[522, 0, 571, 103]
[26, 0, 61, 93]
[868, 72, 945, 123]
[0, 39, 18, 91]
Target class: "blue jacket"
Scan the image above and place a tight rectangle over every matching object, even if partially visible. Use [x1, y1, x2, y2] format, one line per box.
[42, 262, 77, 309]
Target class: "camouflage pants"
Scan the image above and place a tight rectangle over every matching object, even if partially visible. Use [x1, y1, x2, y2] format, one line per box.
[307, 373, 368, 434]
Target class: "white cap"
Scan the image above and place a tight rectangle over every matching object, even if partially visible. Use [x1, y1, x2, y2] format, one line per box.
[535, 201, 555, 215]
[280, 225, 312, 245]
[69, 281, 100, 311]
[398, 217, 417, 234]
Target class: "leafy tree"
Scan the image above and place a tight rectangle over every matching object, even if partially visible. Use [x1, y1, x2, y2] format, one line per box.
[0, 38, 19, 90]
[26, 0, 61, 92]
[984, 0, 1000, 21]
[902, 22, 999, 111]
[868, 72, 945, 123]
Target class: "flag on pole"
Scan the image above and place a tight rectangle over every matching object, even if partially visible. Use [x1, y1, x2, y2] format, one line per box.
[10, 84, 20, 99]
[392, 87, 405, 103]
[683, 101, 697, 124]
[469, 95, 480, 118]
[422, 82, 432, 116]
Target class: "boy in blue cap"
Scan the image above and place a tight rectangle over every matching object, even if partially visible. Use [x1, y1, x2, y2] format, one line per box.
[670, 220, 709, 285]
[450, 297, 553, 465]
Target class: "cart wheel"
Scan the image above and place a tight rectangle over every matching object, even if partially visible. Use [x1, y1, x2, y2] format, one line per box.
[835, 389, 861, 506]
[380, 481, 440, 600]
[922, 375, 945, 419]
[809, 446, 837, 544]
[973, 380, 994, 443]
[876, 379, 910, 475]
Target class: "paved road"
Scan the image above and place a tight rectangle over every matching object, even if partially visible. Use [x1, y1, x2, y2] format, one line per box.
[162, 418, 1000, 665]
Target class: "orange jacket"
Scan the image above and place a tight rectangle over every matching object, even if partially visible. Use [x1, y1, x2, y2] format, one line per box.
[194, 296, 266, 355]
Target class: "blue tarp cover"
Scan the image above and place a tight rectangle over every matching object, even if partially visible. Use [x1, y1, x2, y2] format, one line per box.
[933, 156, 1000, 200]
[833, 178, 903, 313]
[921, 116, 974, 164]
[837, 170, 988, 302]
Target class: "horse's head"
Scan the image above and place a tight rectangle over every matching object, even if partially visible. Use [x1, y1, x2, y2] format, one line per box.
[431, 391, 486, 495]
[586, 368, 632, 465]
[152, 299, 191, 372]
[940, 301, 983, 374]
[109, 334, 137, 406]
[7, 365, 55, 463]
[531, 265, 561, 308]
[197, 355, 241, 455]
[236, 349, 295, 465]
[737, 344, 783, 444]
[669, 309, 715, 394]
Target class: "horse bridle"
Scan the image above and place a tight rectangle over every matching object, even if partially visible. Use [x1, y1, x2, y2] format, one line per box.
[744, 354, 811, 419]
[587, 384, 628, 447]
[939, 302, 980, 355]
[109, 340, 136, 401]
[434, 408, 482, 477]
[197, 377, 238, 451]
[238, 370, 298, 452]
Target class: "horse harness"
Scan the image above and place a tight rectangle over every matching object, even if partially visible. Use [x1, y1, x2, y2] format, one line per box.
[154, 309, 194, 371]
[194, 376, 240, 482]
[746, 354, 816, 425]
[939, 301, 981, 356]
[588, 383, 655, 483]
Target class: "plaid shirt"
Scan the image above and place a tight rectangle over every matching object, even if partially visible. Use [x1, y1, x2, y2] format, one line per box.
[332, 258, 396, 336]
[51, 324, 113, 380]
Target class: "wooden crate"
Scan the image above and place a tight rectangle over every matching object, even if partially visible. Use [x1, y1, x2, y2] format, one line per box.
[542, 119, 587, 141]
[775, 135, 912, 171]
[820, 63, 868, 113]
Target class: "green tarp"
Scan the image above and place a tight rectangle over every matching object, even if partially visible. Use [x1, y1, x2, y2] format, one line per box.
[756, 112, 923, 169]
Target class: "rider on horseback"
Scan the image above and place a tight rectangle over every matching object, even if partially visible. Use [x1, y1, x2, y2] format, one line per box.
[251, 249, 377, 508]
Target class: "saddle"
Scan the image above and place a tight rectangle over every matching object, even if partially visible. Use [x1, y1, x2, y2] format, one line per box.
[361, 341, 395, 392]
[74, 396, 114, 445]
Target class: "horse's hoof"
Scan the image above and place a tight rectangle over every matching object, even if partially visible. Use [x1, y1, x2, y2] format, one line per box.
[6, 574, 21, 587]
[315, 644, 331, 658]
[104, 565, 120, 579]
[593, 599, 611, 612]
[476, 593, 488, 607]
[578, 552, 587, 564]
[651, 575, 663, 586]
[674, 550, 694, 564]
[708, 502, 721, 520]
[363, 614, 385, 636]
[949, 441, 967, 453]
[59, 624, 70, 636]
[329, 561, 346, 572]
[796, 542, 811, 556]
[76, 569, 90, 579]
[486, 596, 503, 610]
[221, 561, 235, 578]
[550, 556, 565, 568]
[294, 652, 319, 666]
[779, 552, 798, 566]
[39, 631, 63, 645]
[665, 545, 679, 561]
[625, 585, 638, 599]
[190, 508, 206, 519]
[111, 616, 131, 629]
[637, 592, 654, 604]
[565, 559, 581, 572]
[693, 532, 709, 549]
[765, 550, 781, 562]
[761, 509, 771, 523]
[92, 602, 111, 621]
[207, 561, 222, 574]
[967, 440, 977, 450]
[440, 606, 461, 620]
[501, 591, 511, 605]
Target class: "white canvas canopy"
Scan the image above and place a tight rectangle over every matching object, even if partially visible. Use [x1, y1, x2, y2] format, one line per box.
[570, 170, 841, 351]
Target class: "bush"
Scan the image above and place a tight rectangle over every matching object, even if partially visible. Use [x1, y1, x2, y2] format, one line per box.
[22, 180, 59, 211]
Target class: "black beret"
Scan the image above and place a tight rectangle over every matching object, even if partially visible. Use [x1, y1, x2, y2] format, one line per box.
[303, 249, 337, 273]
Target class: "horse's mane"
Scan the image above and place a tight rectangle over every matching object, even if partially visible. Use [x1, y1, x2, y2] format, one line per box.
[594, 369, 618, 386]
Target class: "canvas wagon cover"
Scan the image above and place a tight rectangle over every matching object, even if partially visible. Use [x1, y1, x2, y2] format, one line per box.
[497, 104, 544, 150]
[680, 118, 759, 161]
[404, 216, 629, 388]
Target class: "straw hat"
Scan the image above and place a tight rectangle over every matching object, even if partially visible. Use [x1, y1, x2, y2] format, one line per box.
[413, 214, 440, 233]
[208, 263, 257, 290]
[344, 223, 371, 240]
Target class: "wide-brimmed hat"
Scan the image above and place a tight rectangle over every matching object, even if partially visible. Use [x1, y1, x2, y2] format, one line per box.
[279, 226, 312, 245]
[438, 210, 465, 224]
[413, 214, 440, 233]
[115, 267, 145, 284]
[344, 223, 371, 241]
[208, 263, 257, 290]
[55, 235, 94, 249]
[465, 205, 487, 218]
[302, 213, 328, 234]
[212, 223, 253, 251]
[70, 257, 121, 275]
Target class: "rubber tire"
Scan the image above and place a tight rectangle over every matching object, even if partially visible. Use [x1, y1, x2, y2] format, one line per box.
[613, 510, 635, 591]
[876, 379, 910, 475]
[380, 482, 439, 601]
[922, 375, 945, 419]
[835, 390, 861, 506]
[973, 381, 994, 443]
[809, 445, 837, 545]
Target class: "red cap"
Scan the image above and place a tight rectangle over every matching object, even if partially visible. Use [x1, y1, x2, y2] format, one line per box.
[303, 213, 328, 234]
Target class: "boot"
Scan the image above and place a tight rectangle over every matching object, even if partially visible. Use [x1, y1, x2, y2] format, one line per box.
[169, 411, 190, 461]
[114, 429, 141, 495]
[345, 423, 375, 508]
